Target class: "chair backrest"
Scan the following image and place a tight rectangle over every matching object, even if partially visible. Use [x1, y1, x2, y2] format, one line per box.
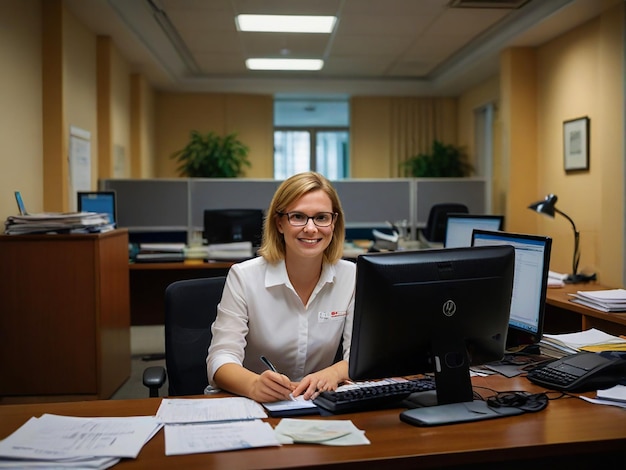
[422, 203, 469, 243]
[164, 276, 226, 396]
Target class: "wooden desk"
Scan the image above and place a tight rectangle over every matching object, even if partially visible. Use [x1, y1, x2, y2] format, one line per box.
[129, 261, 232, 325]
[0, 375, 624, 469]
[545, 283, 626, 336]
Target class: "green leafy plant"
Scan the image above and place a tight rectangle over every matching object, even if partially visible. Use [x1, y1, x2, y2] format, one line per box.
[400, 140, 473, 177]
[171, 130, 250, 177]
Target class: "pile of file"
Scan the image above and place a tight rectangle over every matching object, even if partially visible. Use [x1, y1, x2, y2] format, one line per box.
[568, 289, 626, 312]
[540, 328, 626, 356]
[4, 212, 114, 235]
[134, 242, 186, 263]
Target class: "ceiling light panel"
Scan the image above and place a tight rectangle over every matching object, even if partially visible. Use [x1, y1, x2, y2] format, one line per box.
[236, 14, 337, 33]
[246, 58, 324, 71]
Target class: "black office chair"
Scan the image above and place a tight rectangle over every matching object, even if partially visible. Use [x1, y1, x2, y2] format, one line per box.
[421, 203, 469, 244]
[143, 276, 226, 397]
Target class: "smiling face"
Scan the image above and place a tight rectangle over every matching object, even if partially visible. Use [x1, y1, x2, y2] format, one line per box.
[276, 189, 336, 262]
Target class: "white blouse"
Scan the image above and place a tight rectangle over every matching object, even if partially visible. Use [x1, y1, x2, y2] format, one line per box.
[207, 256, 356, 387]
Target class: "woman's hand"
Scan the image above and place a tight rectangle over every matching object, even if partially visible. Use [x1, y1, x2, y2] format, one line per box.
[248, 370, 295, 403]
[291, 367, 342, 401]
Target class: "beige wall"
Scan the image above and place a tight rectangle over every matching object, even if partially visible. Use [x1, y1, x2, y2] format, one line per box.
[155, 93, 274, 178]
[0, 0, 43, 216]
[131, 74, 156, 178]
[350, 97, 457, 178]
[63, 5, 98, 206]
[533, 4, 624, 286]
[457, 75, 501, 213]
[457, 2, 624, 286]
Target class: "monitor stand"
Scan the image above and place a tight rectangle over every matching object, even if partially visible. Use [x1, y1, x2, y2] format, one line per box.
[402, 337, 475, 409]
[399, 338, 524, 426]
[430, 336, 474, 405]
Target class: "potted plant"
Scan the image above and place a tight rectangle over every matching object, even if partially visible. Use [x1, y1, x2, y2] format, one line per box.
[171, 130, 250, 177]
[400, 140, 473, 177]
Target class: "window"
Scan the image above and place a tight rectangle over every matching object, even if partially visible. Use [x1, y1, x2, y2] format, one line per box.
[274, 99, 349, 180]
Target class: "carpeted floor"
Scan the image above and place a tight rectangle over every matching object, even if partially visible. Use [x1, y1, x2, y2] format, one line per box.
[110, 325, 169, 399]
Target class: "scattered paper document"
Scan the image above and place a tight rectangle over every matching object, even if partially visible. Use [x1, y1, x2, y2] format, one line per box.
[274, 418, 370, 446]
[156, 397, 267, 424]
[164, 420, 280, 456]
[596, 384, 626, 403]
[580, 385, 626, 409]
[0, 414, 161, 465]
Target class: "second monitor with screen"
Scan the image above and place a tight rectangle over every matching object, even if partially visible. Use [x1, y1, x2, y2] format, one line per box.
[444, 213, 504, 248]
[472, 229, 551, 350]
[77, 191, 117, 226]
[203, 209, 264, 246]
[349, 246, 515, 407]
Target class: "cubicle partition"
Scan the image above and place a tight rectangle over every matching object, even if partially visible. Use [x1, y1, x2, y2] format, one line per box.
[415, 178, 487, 226]
[100, 177, 487, 243]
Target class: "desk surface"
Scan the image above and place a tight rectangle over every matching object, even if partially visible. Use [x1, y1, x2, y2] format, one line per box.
[1, 375, 624, 469]
[545, 283, 626, 329]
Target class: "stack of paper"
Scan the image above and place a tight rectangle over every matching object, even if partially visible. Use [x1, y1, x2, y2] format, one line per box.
[540, 328, 626, 354]
[135, 242, 186, 263]
[568, 289, 626, 312]
[206, 241, 254, 260]
[4, 212, 113, 235]
[0, 414, 161, 469]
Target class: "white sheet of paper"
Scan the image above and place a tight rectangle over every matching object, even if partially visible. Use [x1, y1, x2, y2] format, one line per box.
[156, 397, 267, 424]
[164, 420, 280, 456]
[274, 418, 370, 446]
[0, 414, 161, 460]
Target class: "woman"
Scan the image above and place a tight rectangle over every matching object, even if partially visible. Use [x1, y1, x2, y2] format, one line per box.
[206, 172, 355, 403]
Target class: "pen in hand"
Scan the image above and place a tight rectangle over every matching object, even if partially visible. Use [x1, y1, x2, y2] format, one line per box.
[260, 355, 279, 373]
[260, 355, 295, 400]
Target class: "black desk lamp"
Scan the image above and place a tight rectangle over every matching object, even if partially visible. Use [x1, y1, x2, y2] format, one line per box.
[528, 194, 596, 283]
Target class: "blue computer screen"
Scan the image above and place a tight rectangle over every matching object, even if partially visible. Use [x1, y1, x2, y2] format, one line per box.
[77, 191, 117, 226]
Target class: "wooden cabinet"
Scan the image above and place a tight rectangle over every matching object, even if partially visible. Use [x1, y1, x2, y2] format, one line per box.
[0, 230, 130, 403]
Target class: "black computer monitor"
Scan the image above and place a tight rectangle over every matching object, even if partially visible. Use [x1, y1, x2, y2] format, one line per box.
[349, 246, 515, 406]
[77, 191, 117, 226]
[203, 209, 264, 246]
[472, 230, 551, 350]
[444, 213, 504, 248]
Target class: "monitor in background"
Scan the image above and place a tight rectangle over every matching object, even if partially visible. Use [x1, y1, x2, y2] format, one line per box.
[349, 246, 515, 407]
[77, 191, 117, 226]
[444, 213, 504, 248]
[472, 230, 551, 350]
[203, 209, 264, 246]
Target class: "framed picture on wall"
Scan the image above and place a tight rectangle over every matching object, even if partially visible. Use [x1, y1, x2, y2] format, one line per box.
[563, 116, 589, 171]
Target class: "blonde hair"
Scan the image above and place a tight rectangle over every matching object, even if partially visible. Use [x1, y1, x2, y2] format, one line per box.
[258, 172, 345, 264]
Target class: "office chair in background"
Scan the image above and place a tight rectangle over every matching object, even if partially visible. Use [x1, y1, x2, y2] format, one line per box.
[143, 276, 226, 397]
[420, 203, 469, 246]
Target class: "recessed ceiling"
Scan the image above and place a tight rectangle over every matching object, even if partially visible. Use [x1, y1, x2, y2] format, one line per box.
[63, 0, 608, 96]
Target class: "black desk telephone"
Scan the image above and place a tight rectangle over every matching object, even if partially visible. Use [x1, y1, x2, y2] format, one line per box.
[527, 351, 626, 392]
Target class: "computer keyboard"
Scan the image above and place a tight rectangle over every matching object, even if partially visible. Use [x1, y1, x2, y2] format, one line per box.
[313, 376, 436, 413]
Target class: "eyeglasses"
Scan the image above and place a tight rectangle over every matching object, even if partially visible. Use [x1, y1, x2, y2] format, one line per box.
[277, 211, 337, 227]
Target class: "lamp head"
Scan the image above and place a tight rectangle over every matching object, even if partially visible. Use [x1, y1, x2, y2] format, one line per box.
[528, 193, 557, 218]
